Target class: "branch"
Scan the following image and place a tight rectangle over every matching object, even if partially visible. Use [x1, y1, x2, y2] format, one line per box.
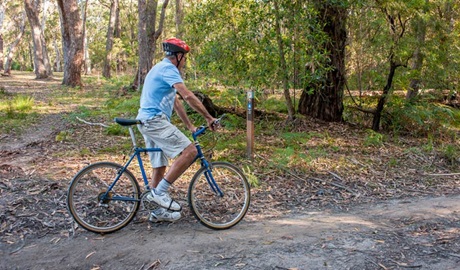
[327, 171, 360, 196]
[76, 117, 109, 128]
[423, 172, 460, 176]
[292, 173, 358, 196]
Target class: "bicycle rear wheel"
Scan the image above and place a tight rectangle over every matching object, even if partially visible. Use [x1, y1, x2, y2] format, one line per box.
[67, 162, 140, 233]
[188, 162, 250, 230]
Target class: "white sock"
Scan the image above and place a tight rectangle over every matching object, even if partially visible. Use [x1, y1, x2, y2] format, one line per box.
[155, 178, 171, 194]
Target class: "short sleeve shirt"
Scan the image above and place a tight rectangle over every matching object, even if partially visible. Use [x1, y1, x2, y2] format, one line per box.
[136, 58, 183, 121]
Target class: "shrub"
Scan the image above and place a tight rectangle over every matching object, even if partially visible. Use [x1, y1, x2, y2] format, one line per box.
[383, 98, 455, 137]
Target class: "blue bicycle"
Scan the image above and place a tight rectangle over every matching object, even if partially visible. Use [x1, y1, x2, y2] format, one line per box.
[67, 115, 251, 233]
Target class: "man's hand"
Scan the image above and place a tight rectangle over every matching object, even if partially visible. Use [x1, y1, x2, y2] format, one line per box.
[206, 117, 219, 131]
[189, 125, 198, 133]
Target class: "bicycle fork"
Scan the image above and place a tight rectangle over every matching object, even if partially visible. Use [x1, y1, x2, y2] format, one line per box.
[204, 167, 224, 197]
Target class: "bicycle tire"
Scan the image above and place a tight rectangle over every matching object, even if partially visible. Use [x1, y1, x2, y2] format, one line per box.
[67, 162, 140, 233]
[188, 162, 250, 230]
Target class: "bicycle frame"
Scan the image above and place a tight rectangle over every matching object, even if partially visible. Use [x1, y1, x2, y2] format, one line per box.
[100, 122, 223, 204]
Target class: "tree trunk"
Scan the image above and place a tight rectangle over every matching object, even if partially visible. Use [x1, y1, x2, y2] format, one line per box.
[273, 0, 295, 121]
[81, 0, 91, 75]
[372, 58, 400, 131]
[175, 0, 183, 38]
[0, 33, 3, 71]
[114, 1, 121, 38]
[114, 2, 122, 72]
[372, 6, 409, 131]
[57, 0, 84, 87]
[406, 1, 428, 101]
[103, 0, 119, 78]
[4, 12, 26, 76]
[53, 36, 62, 72]
[298, 1, 346, 122]
[83, 35, 91, 75]
[134, 0, 169, 88]
[0, 0, 5, 71]
[24, 0, 52, 79]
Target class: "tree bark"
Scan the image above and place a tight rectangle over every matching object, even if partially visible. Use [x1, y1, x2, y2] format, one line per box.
[57, 0, 84, 87]
[273, 0, 295, 121]
[53, 36, 62, 72]
[134, 0, 169, 88]
[0, 0, 5, 71]
[298, 1, 346, 122]
[103, 0, 119, 78]
[175, 0, 183, 38]
[406, 1, 428, 101]
[24, 0, 52, 79]
[114, 1, 122, 72]
[0, 33, 3, 71]
[4, 12, 26, 75]
[81, 0, 91, 75]
[372, 57, 400, 131]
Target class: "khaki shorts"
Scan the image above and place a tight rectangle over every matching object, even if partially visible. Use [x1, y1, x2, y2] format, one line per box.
[138, 115, 192, 168]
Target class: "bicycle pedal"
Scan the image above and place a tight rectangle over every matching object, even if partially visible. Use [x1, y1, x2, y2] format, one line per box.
[140, 191, 160, 211]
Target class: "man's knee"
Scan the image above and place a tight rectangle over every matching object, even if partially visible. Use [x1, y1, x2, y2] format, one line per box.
[183, 144, 197, 158]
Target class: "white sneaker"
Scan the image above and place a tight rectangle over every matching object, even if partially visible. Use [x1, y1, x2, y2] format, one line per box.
[149, 208, 181, 223]
[145, 189, 181, 211]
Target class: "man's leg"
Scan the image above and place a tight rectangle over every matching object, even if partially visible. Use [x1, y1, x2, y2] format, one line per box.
[151, 166, 166, 188]
[163, 144, 197, 184]
[147, 144, 196, 211]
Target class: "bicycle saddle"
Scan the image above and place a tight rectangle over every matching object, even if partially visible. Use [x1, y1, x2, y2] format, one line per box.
[114, 118, 142, 126]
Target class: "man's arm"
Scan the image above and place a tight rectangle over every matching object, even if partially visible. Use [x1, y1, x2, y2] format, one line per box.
[173, 82, 217, 130]
[174, 96, 195, 132]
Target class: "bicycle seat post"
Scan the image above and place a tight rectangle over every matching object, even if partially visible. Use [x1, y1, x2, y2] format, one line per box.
[128, 127, 137, 148]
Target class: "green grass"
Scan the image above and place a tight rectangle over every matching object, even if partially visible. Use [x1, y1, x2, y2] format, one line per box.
[0, 92, 38, 133]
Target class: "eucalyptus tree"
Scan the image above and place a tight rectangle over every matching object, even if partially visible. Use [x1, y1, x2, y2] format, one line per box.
[81, 0, 91, 75]
[0, 0, 5, 71]
[134, 0, 169, 88]
[273, 0, 295, 120]
[297, 0, 347, 122]
[406, 0, 429, 101]
[43, 2, 63, 73]
[174, 0, 183, 38]
[24, 0, 53, 79]
[102, 0, 119, 78]
[57, 0, 84, 87]
[3, 4, 25, 75]
[370, 2, 410, 131]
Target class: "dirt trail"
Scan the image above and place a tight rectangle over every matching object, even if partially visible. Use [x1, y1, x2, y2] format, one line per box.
[1, 195, 459, 270]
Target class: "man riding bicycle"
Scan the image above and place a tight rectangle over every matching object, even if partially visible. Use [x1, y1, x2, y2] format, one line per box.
[136, 38, 217, 222]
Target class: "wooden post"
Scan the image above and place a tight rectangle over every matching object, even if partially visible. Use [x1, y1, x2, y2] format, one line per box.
[247, 90, 254, 160]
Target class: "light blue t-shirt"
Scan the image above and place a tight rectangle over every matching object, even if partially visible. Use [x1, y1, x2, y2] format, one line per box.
[136, 58, 183, 121]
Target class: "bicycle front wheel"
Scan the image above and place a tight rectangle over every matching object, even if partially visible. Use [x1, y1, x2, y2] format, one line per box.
[67, 162, 140, 233]
[188, 162, 250, 230]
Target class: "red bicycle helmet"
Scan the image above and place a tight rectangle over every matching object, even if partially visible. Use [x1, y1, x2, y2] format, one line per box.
[162, 38, 190, 54]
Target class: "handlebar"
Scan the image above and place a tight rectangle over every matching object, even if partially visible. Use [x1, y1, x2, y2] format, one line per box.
[192, 114, 226, 140]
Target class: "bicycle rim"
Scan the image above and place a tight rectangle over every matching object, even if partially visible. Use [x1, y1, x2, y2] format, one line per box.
[67, 162, 140, 233]
[188, 162, 250, 229]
